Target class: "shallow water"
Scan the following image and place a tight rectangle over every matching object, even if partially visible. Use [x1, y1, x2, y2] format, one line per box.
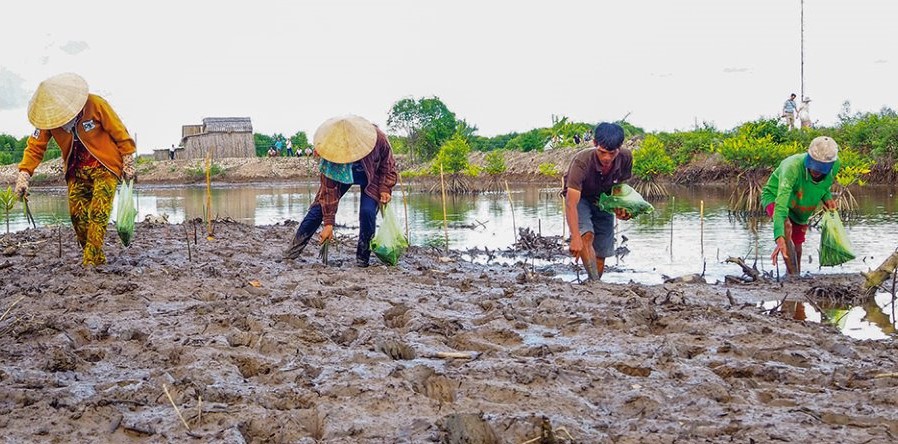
[9, 182, 897, 285]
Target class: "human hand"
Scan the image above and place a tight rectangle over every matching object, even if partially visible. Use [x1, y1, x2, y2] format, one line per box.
[771, 237, 788, 267]
[569, 235, 582, 259]
[614, 208, 631, 220]
[823, 199, 837, 211]
[14, 171, 30, 199]
[320, 225, 334, 244]
[380, 192, 391, 204]
[122, 154, 136, 181]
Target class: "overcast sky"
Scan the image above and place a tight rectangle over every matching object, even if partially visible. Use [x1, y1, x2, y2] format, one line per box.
[1, 0, 895, 154]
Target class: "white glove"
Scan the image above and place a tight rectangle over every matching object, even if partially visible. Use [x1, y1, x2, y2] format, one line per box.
[122, 154, 135, 181]
[14, 171, 30, 199]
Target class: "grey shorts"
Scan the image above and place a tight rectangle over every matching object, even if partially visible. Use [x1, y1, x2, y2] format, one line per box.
[576, 198, 615, 258]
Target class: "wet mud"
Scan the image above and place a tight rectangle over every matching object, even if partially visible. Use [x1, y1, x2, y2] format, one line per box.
[1, 222, 897, 443]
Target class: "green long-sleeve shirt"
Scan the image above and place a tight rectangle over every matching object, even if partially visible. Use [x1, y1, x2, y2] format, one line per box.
[761, 153, 840, 240]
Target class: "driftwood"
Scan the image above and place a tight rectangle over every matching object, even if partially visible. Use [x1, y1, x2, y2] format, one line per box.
[725, 256, 760, 282]
[862, 250, 898, 295]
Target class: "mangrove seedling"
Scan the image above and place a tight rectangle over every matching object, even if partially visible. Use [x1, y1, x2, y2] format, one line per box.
[0, 186, 16, 234]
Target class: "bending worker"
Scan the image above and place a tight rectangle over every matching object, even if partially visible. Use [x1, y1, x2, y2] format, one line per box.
[284, 115, 397, 267]
[563, 122, 632, 281]
[762, 136, 840, 274]
[15, 73, 136, 266]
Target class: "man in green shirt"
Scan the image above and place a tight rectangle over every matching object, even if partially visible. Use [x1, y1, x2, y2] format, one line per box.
[761, 136, 840, 274]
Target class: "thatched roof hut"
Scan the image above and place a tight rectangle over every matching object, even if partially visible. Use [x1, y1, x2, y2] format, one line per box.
[178, 117, 255, 159]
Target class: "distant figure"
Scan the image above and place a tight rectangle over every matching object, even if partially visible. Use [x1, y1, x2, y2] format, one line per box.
[798, 97, 812, 129]
[782, 93, 798, 129]
[573, 134, 581, 145]
[267, 147, 278, 157]
[285, 139, 294, 157]
[275, 138, 285, 155]
[169, 144, 176, 160]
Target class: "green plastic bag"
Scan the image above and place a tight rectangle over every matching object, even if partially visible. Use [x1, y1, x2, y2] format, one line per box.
[596, 184, 654, 217]
[115, 180, 138, 247]
[370, 203, 408, 266]
[819, 210, 855, 266]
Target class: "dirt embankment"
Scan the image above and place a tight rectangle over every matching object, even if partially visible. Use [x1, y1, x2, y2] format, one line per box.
[2, 144, 895, 189]
[1, 222, 897, 443]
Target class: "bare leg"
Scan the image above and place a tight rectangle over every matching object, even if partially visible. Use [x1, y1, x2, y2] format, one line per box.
[580, 232, 600, 280]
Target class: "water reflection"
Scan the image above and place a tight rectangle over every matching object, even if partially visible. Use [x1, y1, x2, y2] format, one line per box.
[5, 183, 898, 286]
[761, 293, 897, 340]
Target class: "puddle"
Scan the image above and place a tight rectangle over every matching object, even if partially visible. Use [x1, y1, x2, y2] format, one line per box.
[760, 292, 897, 340]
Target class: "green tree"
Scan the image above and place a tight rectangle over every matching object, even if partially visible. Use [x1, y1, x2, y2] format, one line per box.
[483, 150, 507, 175]
[632, 135, 675, 180]
[254, 133, 275, 157]
[506, 129, 549, 152]
[290, 131, 310, 150]
[387, 96, 458, 163]
[431, 134, 470, 174]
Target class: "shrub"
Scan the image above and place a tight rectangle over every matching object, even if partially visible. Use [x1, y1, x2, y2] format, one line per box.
[538, 162, 559, 177]
[483, 150, 507, 175]
[430, 134, 471, 174]
[835, 146, 874, 187]
[632, 135, 675, 180]
[186, 163, 223, 179]
[714, 134, 802, 170]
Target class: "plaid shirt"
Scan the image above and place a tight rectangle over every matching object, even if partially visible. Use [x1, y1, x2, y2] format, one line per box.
[316, 128, 397, 225]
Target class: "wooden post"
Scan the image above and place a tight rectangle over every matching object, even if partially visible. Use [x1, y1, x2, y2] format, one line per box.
[397, 173, 410, 243]
[205, 148, 214, 240]
[669, 196, 675, 262]
[700, 200, 704, 257]
[560, 177, 566, 239]
[440, 163, 449, 253]
[505, 180, 517, 243]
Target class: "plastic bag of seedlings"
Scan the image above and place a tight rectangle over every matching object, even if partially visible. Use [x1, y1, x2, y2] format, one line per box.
[819, 210, 855, 266]
[596, 184, 654, 218]
[115, 180, 138, 247]
[370, 203, 408, 266]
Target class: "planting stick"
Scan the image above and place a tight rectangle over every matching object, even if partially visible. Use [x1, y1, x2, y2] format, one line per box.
[669, 196, 675, 262]
[505, 180, 517, 243]
[184, 224, 192, 262]
[205, 149, 214, 240]
[397, 173, 410, 242]
[440, 163, 449, 253]
[700, 200, 704, 257]
[162, 384, 191, 431]
[560, 177, 566, 239]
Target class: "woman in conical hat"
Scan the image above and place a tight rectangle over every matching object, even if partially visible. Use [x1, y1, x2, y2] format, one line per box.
[284, 115, 397, 267]
[14, 73, 137, 266]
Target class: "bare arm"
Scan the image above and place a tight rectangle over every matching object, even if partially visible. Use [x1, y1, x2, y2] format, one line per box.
[565, 188, 583, 257]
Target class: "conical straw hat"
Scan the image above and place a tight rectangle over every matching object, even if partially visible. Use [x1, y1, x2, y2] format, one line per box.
[313, 115, 377, 164]
[27, 73, 89, 129]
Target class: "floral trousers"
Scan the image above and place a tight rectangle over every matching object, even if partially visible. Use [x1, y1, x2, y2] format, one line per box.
[67, 166, 117, 266]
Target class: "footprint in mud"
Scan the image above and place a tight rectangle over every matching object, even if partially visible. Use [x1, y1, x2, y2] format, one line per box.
[44, 347, 79, 372]
[383, 304, 411, 329]
[333, 327, 358, 346]
[399, 365, 458, 403]
[232, 355, 273, 378]
[440, 413, 499, 444]
[377, 340, 416, 360]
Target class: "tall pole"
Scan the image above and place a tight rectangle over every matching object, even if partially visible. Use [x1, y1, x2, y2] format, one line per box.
[800, 0, 805, 99]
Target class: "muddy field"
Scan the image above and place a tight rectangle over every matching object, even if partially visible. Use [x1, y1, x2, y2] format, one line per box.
[1, 221, 897, 443]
